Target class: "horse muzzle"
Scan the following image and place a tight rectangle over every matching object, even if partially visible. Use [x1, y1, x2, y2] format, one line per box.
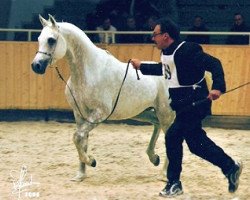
[31, 59, 49, 74]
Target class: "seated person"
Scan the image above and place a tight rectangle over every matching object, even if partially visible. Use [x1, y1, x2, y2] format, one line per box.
[118, 16, 143, 43]
[96, 17, 117, 43]
[186, 15, 210, 44]
[226, 13, 249, 45]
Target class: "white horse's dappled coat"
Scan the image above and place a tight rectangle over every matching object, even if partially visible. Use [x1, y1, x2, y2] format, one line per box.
[31, 15, 174, 181]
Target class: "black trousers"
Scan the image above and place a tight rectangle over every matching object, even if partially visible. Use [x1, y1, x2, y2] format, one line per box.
[165, 102, 235, 182]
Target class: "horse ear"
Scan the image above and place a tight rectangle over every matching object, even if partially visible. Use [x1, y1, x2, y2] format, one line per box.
[39, 14, 48, 27]
[48, 14, 57, 28]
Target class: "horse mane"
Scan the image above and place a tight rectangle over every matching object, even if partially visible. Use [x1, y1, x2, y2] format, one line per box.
[58, 22, 95, 47]
[56, 21, 122, 67]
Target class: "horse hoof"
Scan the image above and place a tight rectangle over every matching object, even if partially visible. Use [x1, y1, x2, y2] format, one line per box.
[71, 177, 84, 182]
[91, 159, 97, 167]
[70, 174, 86, 182]
[153, 155, 160, 166]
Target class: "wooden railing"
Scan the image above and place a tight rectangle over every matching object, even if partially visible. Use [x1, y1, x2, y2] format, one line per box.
[0, 42, 249, 116]
[1, 28, 250, 44]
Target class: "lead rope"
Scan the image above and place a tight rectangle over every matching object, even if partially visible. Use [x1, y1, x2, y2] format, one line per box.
[177, 81, 250, 116]
[55, 59, 135, 124]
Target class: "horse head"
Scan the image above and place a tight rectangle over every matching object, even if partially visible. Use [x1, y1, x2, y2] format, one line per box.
[31, 14, 67, 74]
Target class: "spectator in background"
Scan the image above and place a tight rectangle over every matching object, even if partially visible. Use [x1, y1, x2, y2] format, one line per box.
[226, 13, 249, 45]
[96, 17, 117, 43]
[118, 16, 143, 43]
[108, 8, 128, 31]
[186, 15, 210, 44]
[85, 10, 100, 42]
[143, 15, 158, 43]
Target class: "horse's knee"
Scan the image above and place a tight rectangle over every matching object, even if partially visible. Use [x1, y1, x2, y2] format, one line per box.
[73, 132, 82, 144]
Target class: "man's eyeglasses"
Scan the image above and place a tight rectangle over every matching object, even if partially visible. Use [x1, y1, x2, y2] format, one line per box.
[151, 32, 163, 38]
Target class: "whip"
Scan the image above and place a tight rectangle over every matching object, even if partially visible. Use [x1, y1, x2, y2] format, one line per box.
[178, 81, 250, 115]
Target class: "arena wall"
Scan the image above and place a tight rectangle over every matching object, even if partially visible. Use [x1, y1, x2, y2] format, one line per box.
[0, 42, 249, 116]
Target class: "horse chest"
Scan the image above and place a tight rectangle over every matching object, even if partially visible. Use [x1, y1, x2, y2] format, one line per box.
[65, 82, 112, 113]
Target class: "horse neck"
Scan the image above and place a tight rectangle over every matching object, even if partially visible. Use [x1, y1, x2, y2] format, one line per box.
[60, 23, 101, 81]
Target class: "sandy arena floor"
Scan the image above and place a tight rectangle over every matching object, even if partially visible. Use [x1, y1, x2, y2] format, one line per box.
[0, 121, 249, 200]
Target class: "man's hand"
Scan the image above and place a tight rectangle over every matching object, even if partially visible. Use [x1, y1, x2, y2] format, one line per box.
[207, 90, 222, 100]
[130, 59, 141, 70]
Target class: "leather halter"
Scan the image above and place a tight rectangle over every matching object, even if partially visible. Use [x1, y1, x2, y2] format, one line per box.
[35, 31, 60, 67]
[36, 51, 53, 57]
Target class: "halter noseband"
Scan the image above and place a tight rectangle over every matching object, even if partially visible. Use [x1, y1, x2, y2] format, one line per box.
[36, 51, 53, 57]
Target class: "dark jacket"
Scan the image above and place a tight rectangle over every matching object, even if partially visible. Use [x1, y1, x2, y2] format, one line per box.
[139, 41, 226, 115]
[186, 26, 210, 44]
[226, 23, 250, 45]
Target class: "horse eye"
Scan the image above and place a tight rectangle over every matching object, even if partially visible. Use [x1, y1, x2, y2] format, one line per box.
[48, 37, 56, 46]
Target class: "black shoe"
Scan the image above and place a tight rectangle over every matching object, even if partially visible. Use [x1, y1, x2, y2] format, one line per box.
[159, 180, 183, 197]
[226, 161, 243, 193]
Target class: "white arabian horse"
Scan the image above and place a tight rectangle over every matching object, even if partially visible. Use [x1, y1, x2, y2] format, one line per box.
[31, 15, 174, 182]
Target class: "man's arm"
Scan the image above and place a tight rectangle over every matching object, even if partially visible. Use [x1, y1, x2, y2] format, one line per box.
[197, 52, 226, 91]
[195, 51, 226, 100]
[131, 59, 163, 76]
[182, 42, 226, 100]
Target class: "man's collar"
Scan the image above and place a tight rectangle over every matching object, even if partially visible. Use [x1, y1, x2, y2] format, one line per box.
[162, 41, 182, 55]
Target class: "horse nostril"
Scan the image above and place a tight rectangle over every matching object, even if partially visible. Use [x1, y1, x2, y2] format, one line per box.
[31, 61, 45, 74]
[32, 62, 41, 70]
[36, 63, 41, 70]
[31, 59, 48, 74]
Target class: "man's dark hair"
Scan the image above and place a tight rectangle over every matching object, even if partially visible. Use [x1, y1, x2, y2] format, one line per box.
[156, 18, 180, 41]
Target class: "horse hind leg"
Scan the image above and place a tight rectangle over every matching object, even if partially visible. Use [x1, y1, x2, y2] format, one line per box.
[147, 123, 161, 166]
[133, 108, 161, 166]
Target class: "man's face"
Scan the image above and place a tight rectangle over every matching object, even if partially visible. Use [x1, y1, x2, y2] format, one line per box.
[151, 25, 169, 49]
[194, 17, 202, 27]
[127, 18, 136, 29]
[103, 19, 111, 30]
[234, 14, 243, 26]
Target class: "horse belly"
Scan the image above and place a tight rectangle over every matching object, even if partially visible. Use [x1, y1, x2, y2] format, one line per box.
[109, 78, 160, 120]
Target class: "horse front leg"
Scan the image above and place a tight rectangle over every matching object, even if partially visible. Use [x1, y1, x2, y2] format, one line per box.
[71, 121, 98, 182]
[71, 162, 86, 182]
